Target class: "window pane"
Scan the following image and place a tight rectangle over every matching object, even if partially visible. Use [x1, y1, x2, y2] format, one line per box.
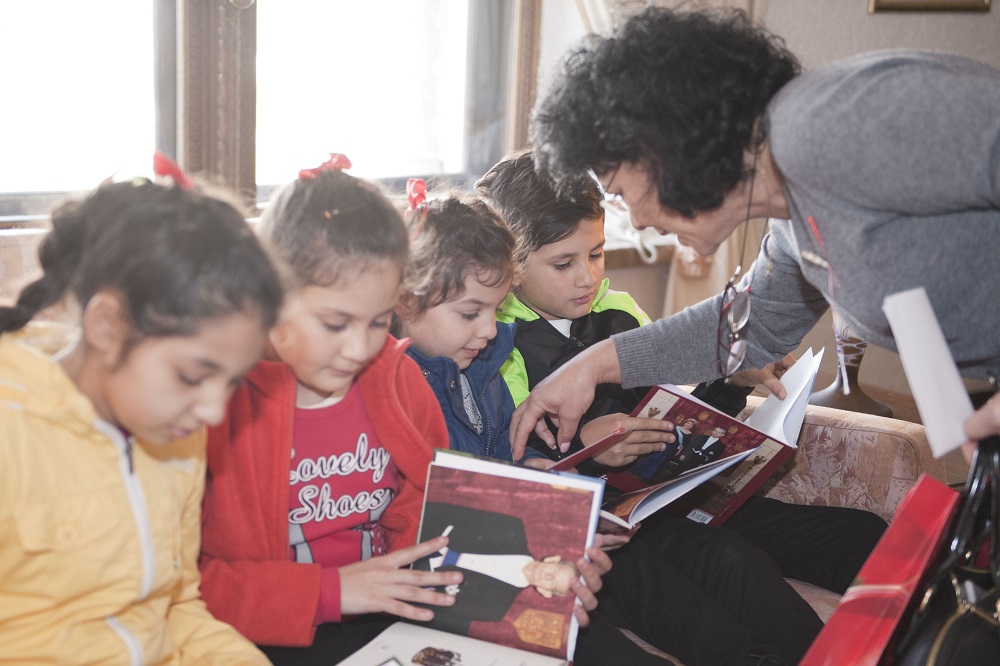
[0, 2, 154, 200]
[256, 0, 469, 186]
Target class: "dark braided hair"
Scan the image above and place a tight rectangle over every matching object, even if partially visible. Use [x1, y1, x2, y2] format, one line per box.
[0, 180, 283, 353]
[531, 5, 801, 217]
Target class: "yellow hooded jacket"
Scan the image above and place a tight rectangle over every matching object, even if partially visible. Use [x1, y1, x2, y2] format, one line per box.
[0, 330, 267, 665]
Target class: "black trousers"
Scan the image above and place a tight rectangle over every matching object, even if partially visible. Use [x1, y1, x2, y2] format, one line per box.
[596, 497, 887, 666]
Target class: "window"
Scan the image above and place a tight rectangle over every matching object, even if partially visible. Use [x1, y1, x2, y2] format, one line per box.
[0, 1, 155, 221]
[256, 1, 470, 185]
[0, 0, 523, 222]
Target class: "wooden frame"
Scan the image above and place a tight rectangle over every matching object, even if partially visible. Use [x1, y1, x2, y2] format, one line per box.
[869, 0, 990, 12]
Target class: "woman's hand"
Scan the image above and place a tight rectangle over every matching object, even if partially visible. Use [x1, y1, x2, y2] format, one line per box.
[339, 536, 462, 621]
[962, 391, 1000, 462]
[510, 339, 623, 458]
[726, 353, 796, 399]
[581, 414, 676, 468]
[569, 536, 615, 627]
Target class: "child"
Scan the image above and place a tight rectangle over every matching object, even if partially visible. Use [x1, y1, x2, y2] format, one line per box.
[478, 147, 889, 665]
[0, 176, 283, 664]
[197, 157, 460, 665]
[392, 187, 676, 666]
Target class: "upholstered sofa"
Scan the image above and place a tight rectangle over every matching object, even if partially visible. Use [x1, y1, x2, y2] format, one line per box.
[624, 398, 968, 662]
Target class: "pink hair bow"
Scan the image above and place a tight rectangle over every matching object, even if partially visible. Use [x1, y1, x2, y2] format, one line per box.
[153, 151, 194, 190]
[406, 178, 429, 236]
[299, 153, 353, 180]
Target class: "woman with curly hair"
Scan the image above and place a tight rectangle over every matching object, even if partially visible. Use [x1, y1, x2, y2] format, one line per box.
[512, 5, 1000, 464]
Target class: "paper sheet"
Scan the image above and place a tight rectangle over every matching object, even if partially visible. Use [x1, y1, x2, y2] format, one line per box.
[744, 347, 824, 446]
[882, 287, 973, 457]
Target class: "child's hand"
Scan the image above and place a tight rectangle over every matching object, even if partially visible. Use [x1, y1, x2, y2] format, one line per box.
[521, 457, 557, 471]
[339, 536, 462, 620]
[598, 527, 638, 550]
[570, 538, 615, 627]
[581, 414, 676, 468]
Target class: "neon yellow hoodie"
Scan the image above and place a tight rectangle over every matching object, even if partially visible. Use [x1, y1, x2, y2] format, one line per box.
[0, 328, 267, 665]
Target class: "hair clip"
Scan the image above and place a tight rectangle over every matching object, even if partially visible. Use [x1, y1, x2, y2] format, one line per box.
[299, 153, 353, 180]
[406, 178, 429, 236]
[153, 151, 194, 190]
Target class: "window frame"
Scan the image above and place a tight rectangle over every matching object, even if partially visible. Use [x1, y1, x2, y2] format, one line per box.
[169, 0, 536, 212]
[0, 0, 538, 225]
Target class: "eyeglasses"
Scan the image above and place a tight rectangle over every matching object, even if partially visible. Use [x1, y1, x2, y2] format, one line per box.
[588, 168, 630, 215]
[717, 153, 759, 378]
[717, 268, 751, 377]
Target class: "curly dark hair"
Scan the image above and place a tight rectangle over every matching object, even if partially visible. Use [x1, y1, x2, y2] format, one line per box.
[530, 6, 801, 217]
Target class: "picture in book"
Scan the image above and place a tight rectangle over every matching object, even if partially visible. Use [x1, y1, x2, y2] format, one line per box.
[410, 451, 602, 661]
[605, 385, 770, 493]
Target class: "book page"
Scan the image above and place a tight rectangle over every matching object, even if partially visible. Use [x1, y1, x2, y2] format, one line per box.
[336, 621, 568, 666]
[599, 447, 756, 531]
[743, 347, 824, 446]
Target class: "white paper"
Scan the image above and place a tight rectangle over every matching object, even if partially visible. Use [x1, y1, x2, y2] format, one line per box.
[744, 347, 825, 446]
[882, 287, 974, 457]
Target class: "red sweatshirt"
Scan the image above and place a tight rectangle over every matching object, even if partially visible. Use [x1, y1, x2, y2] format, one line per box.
[198, 336, 448, 647]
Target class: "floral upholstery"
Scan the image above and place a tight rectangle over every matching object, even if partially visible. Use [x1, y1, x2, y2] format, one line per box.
[746, 399, 953, 523]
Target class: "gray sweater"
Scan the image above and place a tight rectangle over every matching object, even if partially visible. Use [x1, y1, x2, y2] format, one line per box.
[615, 50, 1000, 388]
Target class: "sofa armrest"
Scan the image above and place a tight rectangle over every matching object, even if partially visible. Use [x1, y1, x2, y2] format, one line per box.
[741, 398, 964, 523]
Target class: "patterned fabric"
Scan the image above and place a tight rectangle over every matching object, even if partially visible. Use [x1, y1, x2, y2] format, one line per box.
[746, 399, 952, 523]
[459, 373, 484, 435]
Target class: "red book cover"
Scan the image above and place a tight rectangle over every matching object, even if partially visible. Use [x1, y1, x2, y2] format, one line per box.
[800, 474, 961, 666]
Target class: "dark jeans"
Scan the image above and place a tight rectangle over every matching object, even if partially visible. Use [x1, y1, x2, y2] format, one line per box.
[597, 498, 886, 666]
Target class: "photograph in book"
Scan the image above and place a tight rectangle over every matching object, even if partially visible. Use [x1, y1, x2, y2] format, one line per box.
[602, 349, 824, 528]
[410, 450, 604, 661]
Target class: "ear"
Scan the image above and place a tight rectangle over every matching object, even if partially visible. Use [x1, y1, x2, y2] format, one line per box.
[535, 586, 553, 599]
[81, 291, 129, 367]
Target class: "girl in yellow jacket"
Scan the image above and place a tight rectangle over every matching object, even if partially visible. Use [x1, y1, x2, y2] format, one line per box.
[0, 171, 283, 665]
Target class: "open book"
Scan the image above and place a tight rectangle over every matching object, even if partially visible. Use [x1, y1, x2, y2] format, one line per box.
[599, 348, 824, 531]
[354, 449, 604, 665]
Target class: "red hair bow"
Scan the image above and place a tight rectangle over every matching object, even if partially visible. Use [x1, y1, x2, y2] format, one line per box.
[153, 151, 194, 190]
[406, 178, 429, 236]
[407, 178, 427, 212]
[299, 153, 353, 180]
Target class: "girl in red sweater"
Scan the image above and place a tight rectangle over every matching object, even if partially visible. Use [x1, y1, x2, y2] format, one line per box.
[198, 156, 460, 664]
